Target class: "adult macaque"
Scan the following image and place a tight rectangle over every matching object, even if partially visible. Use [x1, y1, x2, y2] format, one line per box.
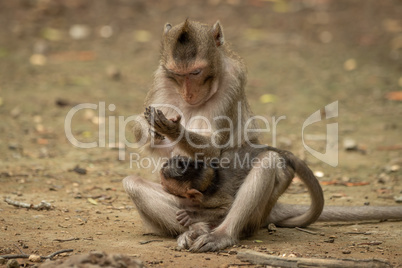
[123, 19, 402, 253]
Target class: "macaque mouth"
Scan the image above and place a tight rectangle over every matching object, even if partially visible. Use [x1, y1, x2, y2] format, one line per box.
[183, 97, 205, 106]
[182, 90, 214, 106]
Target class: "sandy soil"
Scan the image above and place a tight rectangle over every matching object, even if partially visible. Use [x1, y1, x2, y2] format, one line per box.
[0, 1, 401, 267]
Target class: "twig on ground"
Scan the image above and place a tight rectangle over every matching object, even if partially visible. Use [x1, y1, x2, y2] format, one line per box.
[53, 238, 80, 242]
[142, 233, 159, 236]
[4, 198, 53, 210]
[344, 231, 372, 235]
[0, 249, 73, 260]
[295, 227, 320, 235]
[237, 250, 391, 268]
[13, 244, 24, 254]
[45, 249, 74, 259]
[139, 239, 163, 245]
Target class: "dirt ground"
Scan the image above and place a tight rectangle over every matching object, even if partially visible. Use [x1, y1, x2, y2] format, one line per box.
[0, 0, 402, 267]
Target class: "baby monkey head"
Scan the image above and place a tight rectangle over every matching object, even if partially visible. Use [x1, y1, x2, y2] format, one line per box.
[160, 156, 216, 204]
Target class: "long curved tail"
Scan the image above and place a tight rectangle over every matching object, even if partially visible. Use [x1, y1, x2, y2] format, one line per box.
[319, 205, 402, 221]
[263, 149, 402, 226]
[267, 150, 324, 227]
[269, 203, 402, 223]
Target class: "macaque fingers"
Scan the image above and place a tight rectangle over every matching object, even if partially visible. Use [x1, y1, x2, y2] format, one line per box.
[176, 209, 189, 220]
[155, 108, 180, 134]
[176, 210, 192, 226]
[144, 107, 167, 138]
[144, 106, 180, 137]
[177, 216, 192, 227]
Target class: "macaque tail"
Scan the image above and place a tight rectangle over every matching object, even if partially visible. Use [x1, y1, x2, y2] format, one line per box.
[274, 155, 325, 227]
[318, 205, 402, 221]
[269, 204, 402, 224]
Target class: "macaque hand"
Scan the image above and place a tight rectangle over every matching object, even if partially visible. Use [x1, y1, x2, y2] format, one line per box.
[189, 230, 237, 252]
[176, 209, 193, 227]
[144, 106, 182, 139]
[148, 128, 165, 141]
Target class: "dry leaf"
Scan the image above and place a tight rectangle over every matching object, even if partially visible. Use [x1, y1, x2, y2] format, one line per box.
[385, 91, 402, 101]
[88, 198, 98, 205]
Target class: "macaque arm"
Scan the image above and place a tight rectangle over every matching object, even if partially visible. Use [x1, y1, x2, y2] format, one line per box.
[176, 128, 221, 158]
[189, 151, 292, 252]
[132, 114, 149, 143]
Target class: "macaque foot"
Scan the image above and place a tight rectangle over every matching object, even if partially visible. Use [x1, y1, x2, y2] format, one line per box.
[177, 222, 210, 249]
[189, 231, 237, 252]
[144, 106, 182, 138]
[176, 209, 193, 227]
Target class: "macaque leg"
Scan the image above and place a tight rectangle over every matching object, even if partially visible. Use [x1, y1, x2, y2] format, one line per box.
[123, 175, 186, 236]
[190, 152, 290, 252]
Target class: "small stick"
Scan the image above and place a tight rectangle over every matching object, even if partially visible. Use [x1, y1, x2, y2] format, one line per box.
[13, 244, 25, 254]
[237, 250, 392, 268]
[227, 264, 255, 267]
[45, 249, 74, 259]
[53, 238, 80, 242]
[295, 227, 319, 235]
[139, 239, 163, 245]
[344, 232, 372, 235]
[0, 249, 73, 260]
[4, 198, 52, 210]
[142, 233, 158, 236]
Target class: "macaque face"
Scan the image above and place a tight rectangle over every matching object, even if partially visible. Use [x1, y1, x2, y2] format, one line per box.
[164, 61, 216, 106]
[160, 156, 194, 198]
[160, 171, 189, 198]
[160, 156, 206, 203]
[160, 20, 221, 106]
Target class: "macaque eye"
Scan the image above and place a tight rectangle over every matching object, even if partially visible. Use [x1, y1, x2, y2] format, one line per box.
[190, 69, 202, 75]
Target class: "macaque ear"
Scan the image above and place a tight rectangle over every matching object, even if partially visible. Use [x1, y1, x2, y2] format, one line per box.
[185, 189, 203, 203]
[164, 23, 172, 35]
[212, 21, 224, 47]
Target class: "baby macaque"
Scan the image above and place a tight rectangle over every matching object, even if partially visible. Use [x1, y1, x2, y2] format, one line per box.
[160, 155, 234, 228]
[159, 140, 324, 250]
